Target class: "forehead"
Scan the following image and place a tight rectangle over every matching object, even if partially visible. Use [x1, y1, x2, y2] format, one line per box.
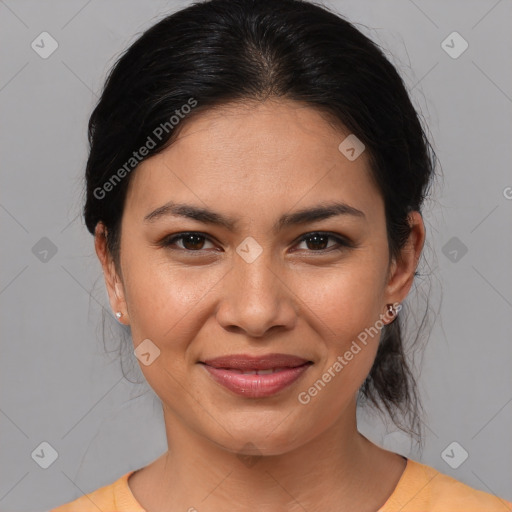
[124, 99, 383, 224]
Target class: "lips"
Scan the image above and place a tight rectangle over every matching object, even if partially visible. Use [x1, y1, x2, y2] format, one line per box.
[200, 353, 312, 398]
[202, 353, 310, 371]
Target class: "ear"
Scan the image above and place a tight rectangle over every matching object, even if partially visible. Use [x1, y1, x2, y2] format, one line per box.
[94, 222, 129, 325]
[383, 211, 425, 306]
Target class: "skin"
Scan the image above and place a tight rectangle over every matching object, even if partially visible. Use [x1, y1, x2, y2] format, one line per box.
[95, 99, 425, 511]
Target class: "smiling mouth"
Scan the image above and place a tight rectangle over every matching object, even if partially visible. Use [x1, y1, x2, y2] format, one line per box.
[220, 367, 293, 375]
[199, 353, 313, 398]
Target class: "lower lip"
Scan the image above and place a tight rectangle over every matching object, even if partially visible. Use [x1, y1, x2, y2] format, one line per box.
[201, 363, 312, 398]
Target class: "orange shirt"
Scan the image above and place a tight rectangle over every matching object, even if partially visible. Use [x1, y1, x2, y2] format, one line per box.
[50, 457, 512, 511]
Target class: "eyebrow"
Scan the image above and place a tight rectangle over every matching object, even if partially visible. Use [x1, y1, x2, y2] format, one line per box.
[143, 200, 366, 233]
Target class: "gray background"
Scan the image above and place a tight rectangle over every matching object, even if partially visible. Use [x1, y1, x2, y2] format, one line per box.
[1, 0, 511, 510]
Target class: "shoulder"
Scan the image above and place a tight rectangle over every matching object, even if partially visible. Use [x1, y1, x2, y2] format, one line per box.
[381, 458, 512, 512]
[48, 470, 143, 512]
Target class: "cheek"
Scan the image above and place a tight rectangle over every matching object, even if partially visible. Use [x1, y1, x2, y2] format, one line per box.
[291, 259, 386, 396]
[295, 258, 386, 340]
[122, 257, 227, 346]
[121, 263, 222, 405]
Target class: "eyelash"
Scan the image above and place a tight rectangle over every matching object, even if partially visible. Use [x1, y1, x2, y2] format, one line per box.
[158, 231, 352, 254]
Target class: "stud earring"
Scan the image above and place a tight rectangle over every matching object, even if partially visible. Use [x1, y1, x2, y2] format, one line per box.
[386, 304, 400, 317]
[116, 311, 122, 319]
[386, 303, 400, 318]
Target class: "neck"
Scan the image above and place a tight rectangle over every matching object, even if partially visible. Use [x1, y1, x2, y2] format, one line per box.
[130, 398, 404, 511]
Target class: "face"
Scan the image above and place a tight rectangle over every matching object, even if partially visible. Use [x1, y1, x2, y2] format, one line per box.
[96, 99, 423, 456]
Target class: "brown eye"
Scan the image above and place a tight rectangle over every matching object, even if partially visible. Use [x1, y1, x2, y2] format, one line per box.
[295, 232, 350, 252]
[161, 232, 216, 251]
[180, 234, 206, 250]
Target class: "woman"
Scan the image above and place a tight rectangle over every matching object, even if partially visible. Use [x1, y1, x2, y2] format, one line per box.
[50, 0, 512, 510]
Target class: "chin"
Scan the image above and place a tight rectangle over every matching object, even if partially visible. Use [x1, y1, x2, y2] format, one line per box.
[202, 411, 312, 457]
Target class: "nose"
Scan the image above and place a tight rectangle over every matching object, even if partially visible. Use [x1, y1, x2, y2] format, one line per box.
[215, 250, 298, 338]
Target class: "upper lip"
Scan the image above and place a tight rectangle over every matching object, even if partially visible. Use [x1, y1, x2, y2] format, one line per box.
[201, 353, 312, 371]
